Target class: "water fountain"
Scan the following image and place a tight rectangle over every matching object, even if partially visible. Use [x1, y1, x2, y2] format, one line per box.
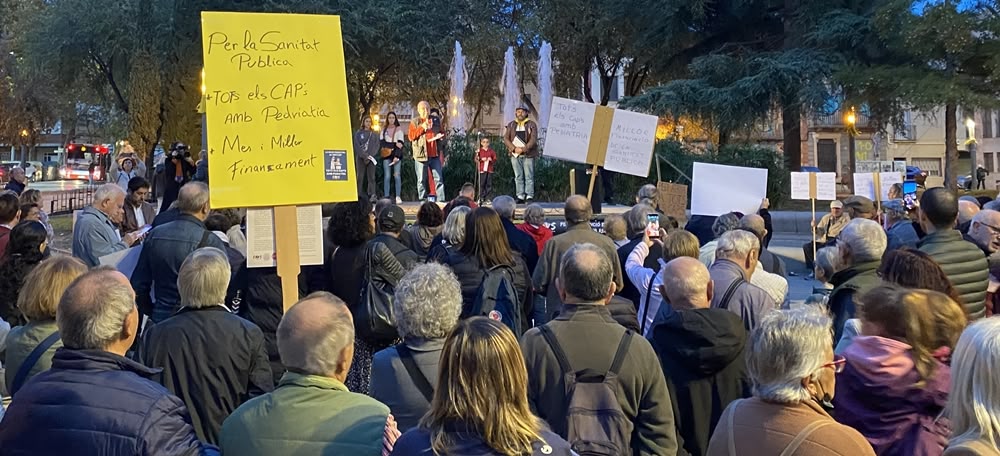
[447, 41, 468, 133]
[500, 46, 520, 126]
[537, 41, 553, 131]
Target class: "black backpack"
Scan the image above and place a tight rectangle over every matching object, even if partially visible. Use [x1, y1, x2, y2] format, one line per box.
[540, 326, 634, 456]
[470, 264, 522, 336]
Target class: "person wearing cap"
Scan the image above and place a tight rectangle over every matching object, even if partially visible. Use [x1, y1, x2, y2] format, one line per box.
[502, 105, 539, 204]
[803, 200, 850, 274]
[408, 101, 445, 202]
[371, 204, 420, 271]
[884, 199, 920, 251]
[843, 195, 878, 221]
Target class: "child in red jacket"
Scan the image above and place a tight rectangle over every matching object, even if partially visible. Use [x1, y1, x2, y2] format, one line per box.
[474, 137, 497, 205]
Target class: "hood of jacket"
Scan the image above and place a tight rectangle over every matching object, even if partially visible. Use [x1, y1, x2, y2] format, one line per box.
[410, 224, 442, 250]
[839, 335, 950, 403]
[652, 307, 747, 376]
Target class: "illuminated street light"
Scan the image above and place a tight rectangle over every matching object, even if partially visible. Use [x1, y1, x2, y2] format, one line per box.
[20, 129, 28, 137]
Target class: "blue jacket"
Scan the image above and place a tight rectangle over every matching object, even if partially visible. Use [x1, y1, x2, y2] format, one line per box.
[0, 348, 217, 455]
[886, 220, 920, 252]
[131, 214, 226, 322]
[390, 422, 574, 456]
[72, 205, 129, 267]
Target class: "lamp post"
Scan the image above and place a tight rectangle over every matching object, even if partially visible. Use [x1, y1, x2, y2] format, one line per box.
[846, 108, 857, 194]
[967, 118, 977, 189]
[19, 129, 28, 164]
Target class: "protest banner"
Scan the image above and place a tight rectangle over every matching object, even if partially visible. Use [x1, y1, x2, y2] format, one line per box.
[790, 171, 836, 264]
[690, 163, 768, 216]
[202, 12, 356, 309]
[545, 96, 658, 200]
[656, 182, 688, 221]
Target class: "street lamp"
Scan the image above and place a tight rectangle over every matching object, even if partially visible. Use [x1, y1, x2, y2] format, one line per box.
[846, 107, 858, 193]
[967, 117, 978, 189]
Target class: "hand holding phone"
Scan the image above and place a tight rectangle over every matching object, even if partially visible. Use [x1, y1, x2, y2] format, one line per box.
[645, 214, 661, 240]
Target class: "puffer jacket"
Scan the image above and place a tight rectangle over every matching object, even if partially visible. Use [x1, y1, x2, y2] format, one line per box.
[441, 249, 532, 329]
[833, 336, 951, 456]
[919, 229, 989, 319]
[0, 348, 217, 455]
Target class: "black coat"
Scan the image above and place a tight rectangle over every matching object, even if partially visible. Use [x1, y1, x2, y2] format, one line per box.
[441, 249, 532, 329]
[326, 243, 367, 310]
[371, 233, 421, 271]
[232, 265, 308, 385]
[137, 306, 273, 445]
[650, 308, 750, 456]
[0, 349, 218, 455]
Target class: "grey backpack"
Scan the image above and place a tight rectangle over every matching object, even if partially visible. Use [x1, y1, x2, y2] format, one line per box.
[540, 326, 634, 456]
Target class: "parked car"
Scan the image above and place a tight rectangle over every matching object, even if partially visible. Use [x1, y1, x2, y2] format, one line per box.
[959, 174, 974, 190]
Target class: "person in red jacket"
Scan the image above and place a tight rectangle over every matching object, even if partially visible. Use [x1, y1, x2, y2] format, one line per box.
[516, 203, 553, 255]
[475, 137, 497, 205]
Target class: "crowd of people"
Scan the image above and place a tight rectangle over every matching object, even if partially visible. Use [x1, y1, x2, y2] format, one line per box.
[2, 173, 1000, 456]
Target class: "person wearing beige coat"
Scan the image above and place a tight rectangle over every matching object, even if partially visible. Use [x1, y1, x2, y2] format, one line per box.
[707, 307, 875, 456]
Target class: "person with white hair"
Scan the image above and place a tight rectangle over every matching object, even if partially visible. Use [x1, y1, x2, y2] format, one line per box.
[370, 263, 463, 432]
[635, 184, 658, 208]
[709, 230, 777, 331]
[699, 212, 742, 267]
[0, 269, 215, 454]
[221, 292, 393, 455]
[427, 205, 471, 263]
[649, 257, 749, 455]
[944, 318, 1000, 455]
[71, 183, 144, 266]
[707, 307, 875, 456]
[827, 218, 886, 343]
[138, 248, 274, 445]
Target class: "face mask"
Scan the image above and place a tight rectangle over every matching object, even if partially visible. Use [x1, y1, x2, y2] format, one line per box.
[812, 377, 835, 412]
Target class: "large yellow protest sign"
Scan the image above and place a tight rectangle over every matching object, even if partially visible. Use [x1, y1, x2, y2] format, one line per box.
[201, 12, 356, 208]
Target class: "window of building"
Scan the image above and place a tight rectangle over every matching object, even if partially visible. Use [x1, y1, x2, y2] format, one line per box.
[985, 111, 993, 138]
[912, 157, 942, 177]
[986, 153, 995, 173]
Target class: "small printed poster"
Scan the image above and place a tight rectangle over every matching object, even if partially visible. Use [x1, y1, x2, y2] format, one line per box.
[324, 150, 348, 181]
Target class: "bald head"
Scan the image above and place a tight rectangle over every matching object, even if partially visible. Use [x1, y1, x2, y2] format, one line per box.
[558, 243, 614, 303]
[970, 209, 1000, 253]
[565, 195, 593, 225]
[176, 181, 211, 219]
[738, 214, 767, 241]
[58, 269, 138, 353]
[959, 200, 981, 225]
[660, 257, 713, 309]
[277, 292, 355, 379]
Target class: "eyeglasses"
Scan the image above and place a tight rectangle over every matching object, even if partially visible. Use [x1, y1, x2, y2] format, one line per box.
[977, 221, 1000, 237]
[821, 355, 847, 374]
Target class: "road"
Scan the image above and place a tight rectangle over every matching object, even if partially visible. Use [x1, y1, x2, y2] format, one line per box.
[767, 232, 820, 307]
[25, 179, 93, 192]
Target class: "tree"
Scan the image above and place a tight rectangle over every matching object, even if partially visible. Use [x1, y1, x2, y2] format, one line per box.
[817, 0, 1000, 189]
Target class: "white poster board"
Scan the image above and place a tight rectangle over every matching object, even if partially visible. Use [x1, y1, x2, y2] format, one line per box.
[790, 172, 837, 201]
[854, 172, 904, 201]
[543, 97, 596, 164]
[602, 109, 658, 177]
[99, 245, 143, 278]
[247, 205, 325, 268]
[691, 162, 769, 216]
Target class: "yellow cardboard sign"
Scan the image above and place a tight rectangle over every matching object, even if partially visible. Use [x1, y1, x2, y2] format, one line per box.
[201, 12, 356, 208]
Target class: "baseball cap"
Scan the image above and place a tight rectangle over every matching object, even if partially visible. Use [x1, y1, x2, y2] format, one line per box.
[830, 201, 843, 209]
[378, 205, 405, 232]
[516, 105, 530, 112]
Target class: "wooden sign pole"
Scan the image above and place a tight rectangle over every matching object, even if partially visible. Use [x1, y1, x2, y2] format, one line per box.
[584, 106, 615, 202]
[569, 169, 576, 195]
[809, 173, 818, 270]
[274, 206, 301, 311]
